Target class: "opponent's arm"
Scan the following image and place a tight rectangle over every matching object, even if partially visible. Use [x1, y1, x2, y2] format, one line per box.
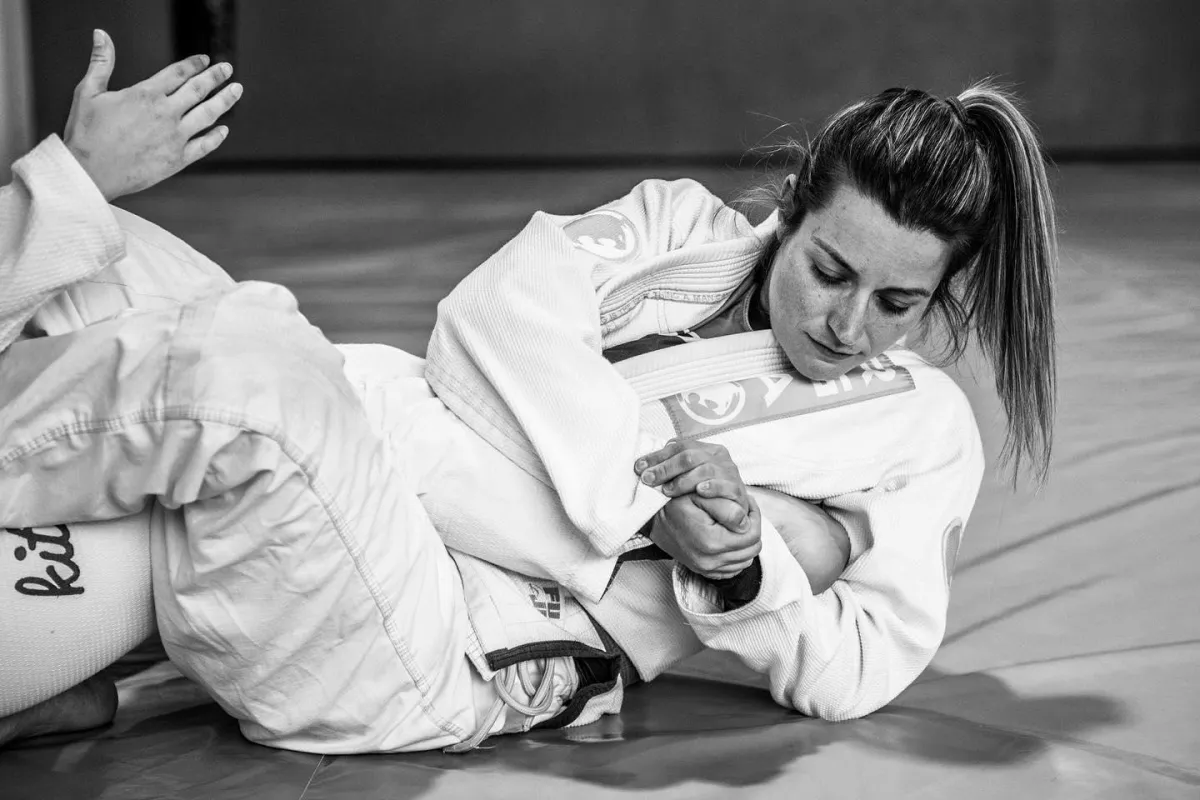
[0, 31, 240, 353]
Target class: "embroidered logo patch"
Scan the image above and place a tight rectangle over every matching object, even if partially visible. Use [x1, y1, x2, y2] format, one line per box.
[942, 519, 964, 589]
[677, 380, 748, 427]
[527, 581, 563, 620]
[563, 209, 639, 262]
[662, 354, 915, 438]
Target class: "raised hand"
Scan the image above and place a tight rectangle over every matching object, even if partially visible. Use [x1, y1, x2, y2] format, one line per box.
[63, 29, 244, 201]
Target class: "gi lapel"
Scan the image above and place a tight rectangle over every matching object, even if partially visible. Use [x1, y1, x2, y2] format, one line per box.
[614, 331, 916, 440]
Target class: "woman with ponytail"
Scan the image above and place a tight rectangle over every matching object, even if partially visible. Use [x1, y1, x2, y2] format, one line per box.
[1, 72, 1057, 751]
[416, 78, 1060, 727]
[751, 81, 1057, 483]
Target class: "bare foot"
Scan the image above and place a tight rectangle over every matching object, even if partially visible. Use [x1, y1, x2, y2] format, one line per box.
[0, 675, 117, 749]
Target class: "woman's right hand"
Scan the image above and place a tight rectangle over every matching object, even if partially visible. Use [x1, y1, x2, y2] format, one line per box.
[650, 492, 763, 581]
[63, 30, 243, 201]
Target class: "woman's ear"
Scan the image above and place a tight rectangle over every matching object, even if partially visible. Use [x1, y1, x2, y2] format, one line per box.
[778, 174, 800, 236]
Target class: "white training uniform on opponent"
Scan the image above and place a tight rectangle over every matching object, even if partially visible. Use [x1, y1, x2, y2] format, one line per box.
[0, 137, 233, 717]
[0, 137, 594, 750]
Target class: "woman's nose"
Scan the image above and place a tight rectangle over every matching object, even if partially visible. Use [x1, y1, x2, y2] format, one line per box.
[828, 296, 869, 351]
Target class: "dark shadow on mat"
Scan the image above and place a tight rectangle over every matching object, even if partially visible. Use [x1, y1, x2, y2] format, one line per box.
[2, 657, 1126, 797]
[308, 670, 1126, 795]
[890, 667, 1128, 763]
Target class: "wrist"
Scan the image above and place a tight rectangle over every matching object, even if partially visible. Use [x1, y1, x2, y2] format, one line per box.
[706, 558, 763, 612]
[63, 139, 114, 201]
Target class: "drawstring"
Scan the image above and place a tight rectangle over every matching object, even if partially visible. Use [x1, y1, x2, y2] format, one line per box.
[496, 660, 560, 716]
[444, 658, 570, 753]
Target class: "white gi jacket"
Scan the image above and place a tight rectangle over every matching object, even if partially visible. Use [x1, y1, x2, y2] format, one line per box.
[425, 177, 986, 721]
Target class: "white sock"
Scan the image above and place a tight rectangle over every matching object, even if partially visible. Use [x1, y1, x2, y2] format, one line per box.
[0, 512, 154, 715]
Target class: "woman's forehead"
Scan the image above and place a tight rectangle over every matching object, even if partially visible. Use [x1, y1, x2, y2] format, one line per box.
[794, 185, 951, 289]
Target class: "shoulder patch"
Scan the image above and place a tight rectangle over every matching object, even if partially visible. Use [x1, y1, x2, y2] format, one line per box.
[563, 210, 640, 262]
[942, 519, 964, 589]
[661, 354, 915, 439]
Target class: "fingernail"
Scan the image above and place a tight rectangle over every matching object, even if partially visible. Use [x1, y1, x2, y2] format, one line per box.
[635, 460, 647, 473]
[698, 481, 711, 493]
[93, 29, 103, 46]
[230, 82, 243, 97]
[220, 62, 232, 77]
[641, 469, 655, 485]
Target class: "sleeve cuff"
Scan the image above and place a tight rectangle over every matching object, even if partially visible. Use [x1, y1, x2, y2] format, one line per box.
[17, 135, 109, 206]
[14, 135, 124, 266]
[707, 558, 763, 611]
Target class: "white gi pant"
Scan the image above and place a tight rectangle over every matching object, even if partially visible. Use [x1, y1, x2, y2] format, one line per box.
[0, 282, 498, 753]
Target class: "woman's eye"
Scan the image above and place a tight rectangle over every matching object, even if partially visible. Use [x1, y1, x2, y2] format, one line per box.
[879, 298, 911, 316]
[811, 265, 844, 286]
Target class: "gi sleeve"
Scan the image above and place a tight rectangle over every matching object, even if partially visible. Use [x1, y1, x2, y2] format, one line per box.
[674, 421, 984, 721]
[0, 135, 125, 353]
[425, 178, 749, 558]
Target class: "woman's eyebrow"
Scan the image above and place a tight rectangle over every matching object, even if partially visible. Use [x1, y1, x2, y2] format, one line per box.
[813, 235, 931, 298]
[813, 235, 859, 275]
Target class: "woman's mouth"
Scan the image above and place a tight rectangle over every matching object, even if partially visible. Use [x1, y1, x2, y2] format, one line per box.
[807, 335, 854, 361]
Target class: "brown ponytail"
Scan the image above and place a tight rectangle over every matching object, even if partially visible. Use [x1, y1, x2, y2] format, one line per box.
[957, 83, 1058, 483]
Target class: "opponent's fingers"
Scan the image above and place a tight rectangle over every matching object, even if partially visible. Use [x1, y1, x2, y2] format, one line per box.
[641, 445, 729, 487]
[693, 477, 749, 507]
[171, 62, 234, 111]
[182, 125, 230, 167]
[145, 53, 211, 95]
[180, 81, 243, 137]
[659, 461, 721, 496]
[665, 470, 749, 515]
[77, 29, 116, 97]
[634, 439, 687, 475]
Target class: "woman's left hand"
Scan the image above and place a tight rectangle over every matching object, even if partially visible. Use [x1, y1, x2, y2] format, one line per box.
[635, 439, 750, 514]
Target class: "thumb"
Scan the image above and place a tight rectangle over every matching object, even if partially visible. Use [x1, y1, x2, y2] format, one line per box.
[80, 29, 115, 95]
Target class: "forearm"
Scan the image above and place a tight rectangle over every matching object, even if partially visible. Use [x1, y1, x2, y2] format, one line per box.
[749, 487, 849, 594]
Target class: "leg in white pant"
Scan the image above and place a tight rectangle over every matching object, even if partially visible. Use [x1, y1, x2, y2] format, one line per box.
[0, 281, 481, 753]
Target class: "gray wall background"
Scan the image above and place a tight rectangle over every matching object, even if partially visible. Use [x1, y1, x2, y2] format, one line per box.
[26, 0, 1200, 162]
[1, 0, 34, 180]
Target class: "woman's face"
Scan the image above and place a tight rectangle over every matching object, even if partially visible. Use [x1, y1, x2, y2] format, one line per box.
[766, 182, 952, 381]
